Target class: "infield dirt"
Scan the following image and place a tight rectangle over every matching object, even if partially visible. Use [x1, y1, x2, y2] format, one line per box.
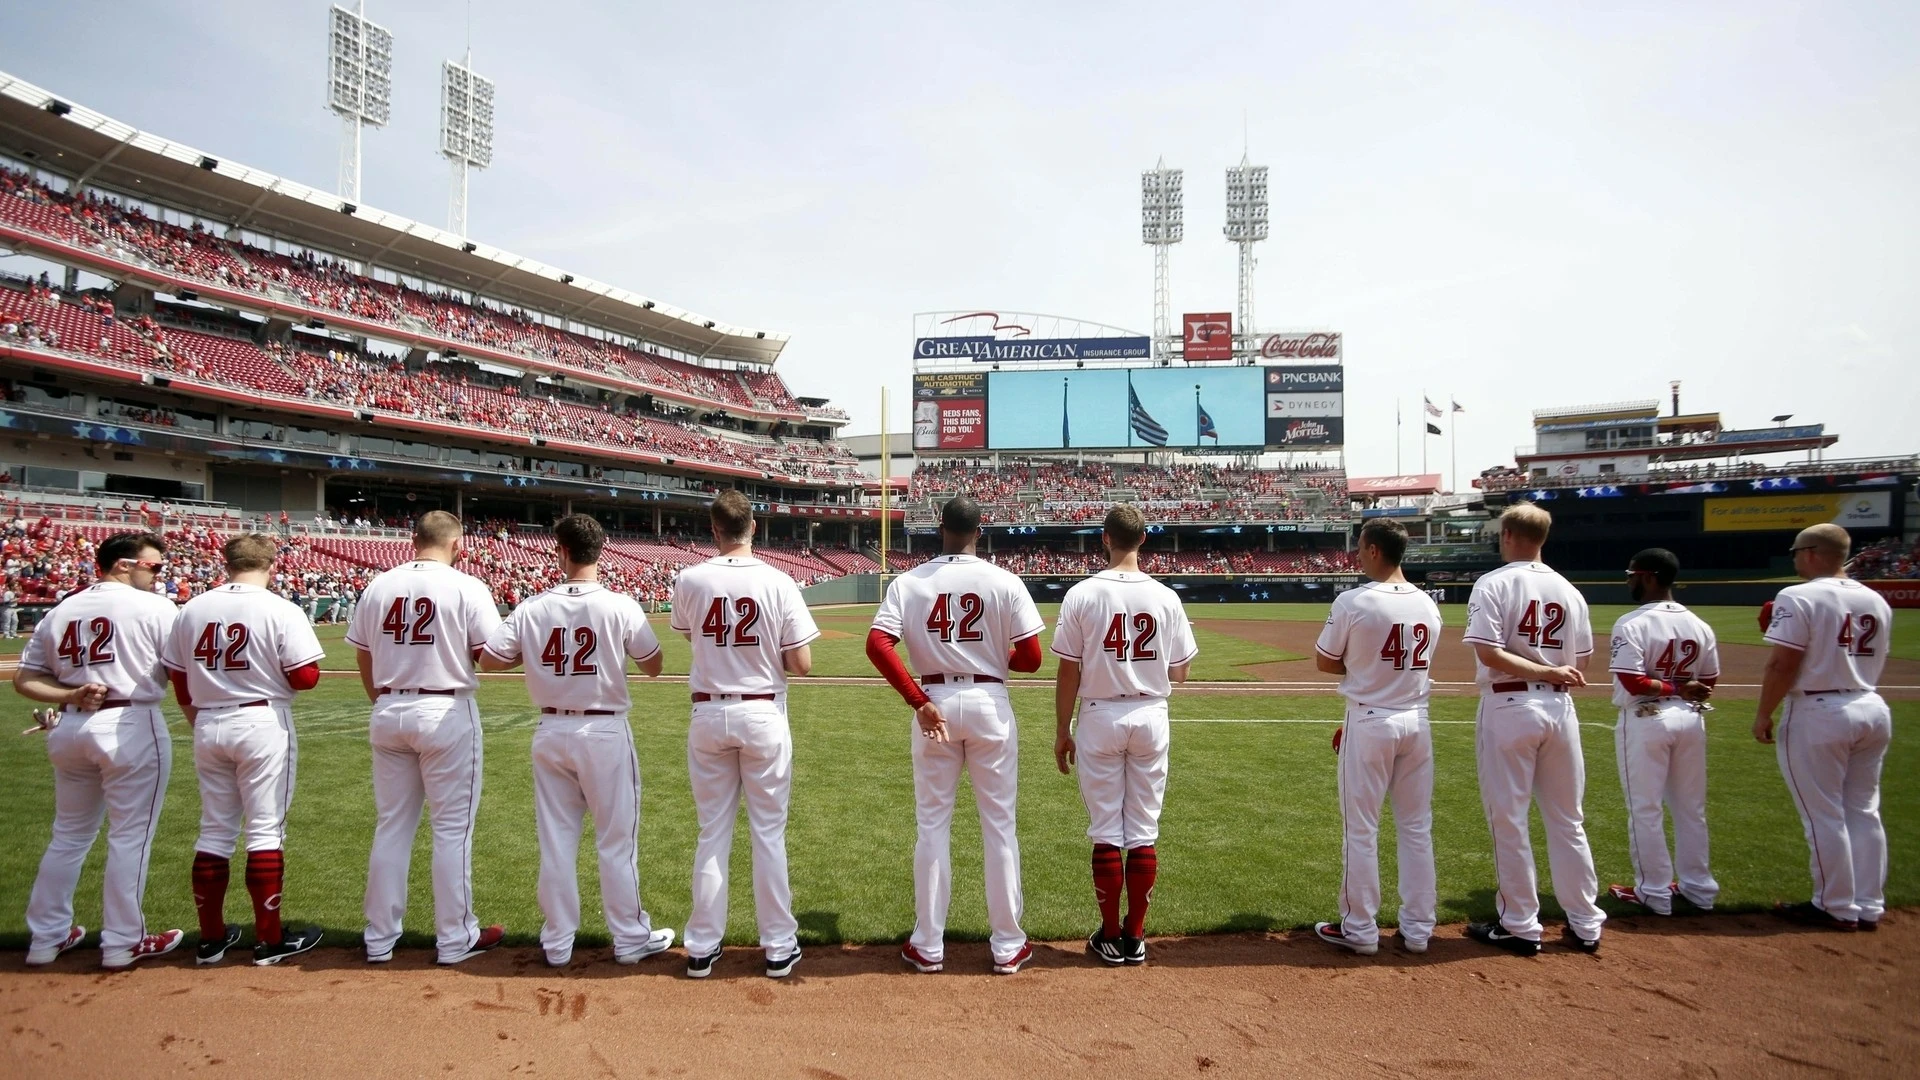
[3, 913, 1912, 1078]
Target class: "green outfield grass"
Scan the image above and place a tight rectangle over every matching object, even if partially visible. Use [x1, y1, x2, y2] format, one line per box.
[1, 673, 1912, 952]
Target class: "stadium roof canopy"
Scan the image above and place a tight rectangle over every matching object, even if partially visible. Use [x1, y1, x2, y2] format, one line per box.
[0, 70, 789, 367]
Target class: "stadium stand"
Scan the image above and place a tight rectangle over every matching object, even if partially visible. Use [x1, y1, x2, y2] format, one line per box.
[0, 164, 814, 419]
[906, 457, 1351, 525]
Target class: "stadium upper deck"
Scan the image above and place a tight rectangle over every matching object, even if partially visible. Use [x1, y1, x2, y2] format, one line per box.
[0, 71, 841, 427]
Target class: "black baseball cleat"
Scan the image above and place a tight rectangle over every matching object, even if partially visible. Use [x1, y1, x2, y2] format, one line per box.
[1465, 921, 1542, 957]
[686, 947, 722, 979]
[196, 925, 243, 965]
[1775, 901, 1858, 931]
[1120, 936, 1147, 965]
[765, 947, 802, 979]
[1561, 926, 1600, 954]
[254, 927, 323, 966]
[1086, 931, 1126, 966]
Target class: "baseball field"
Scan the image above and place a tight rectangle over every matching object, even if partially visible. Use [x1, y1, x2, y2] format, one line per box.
[1, 601, 1914, 1077]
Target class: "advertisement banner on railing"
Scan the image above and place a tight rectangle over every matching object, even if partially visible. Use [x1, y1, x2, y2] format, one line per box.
[1701, 490, 1891, 533]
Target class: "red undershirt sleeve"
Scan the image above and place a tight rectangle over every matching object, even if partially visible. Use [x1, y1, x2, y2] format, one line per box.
[1616, 671, 1677, 698]
[865, 629, 930, 710]
[285, 662, 321, 692]
[1008, 634, 1044, 673]
[169, 669, 193, 708]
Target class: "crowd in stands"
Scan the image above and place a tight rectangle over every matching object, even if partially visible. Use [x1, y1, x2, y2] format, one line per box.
[907, 458, 1350, 525]
[0, 280, 864, 484]
[973, 546, 1358, 577]
[1852, 537, 1920, 579]
[0, 165, 822, 421]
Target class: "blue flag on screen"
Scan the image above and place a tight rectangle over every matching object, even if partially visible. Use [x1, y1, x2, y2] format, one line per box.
[1129, 385, 1168, 446]
[1197, 398, 1218, 441]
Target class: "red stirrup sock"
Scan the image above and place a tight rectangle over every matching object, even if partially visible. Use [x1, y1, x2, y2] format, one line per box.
[1093, 844, 1125, 939]
[1124, 846, 1158, 939]
[246, 849, 286, 945]
[191, 852, 230, 941]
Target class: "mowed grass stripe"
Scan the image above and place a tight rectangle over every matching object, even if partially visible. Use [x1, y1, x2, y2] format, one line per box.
[2, 679, 1911, 951]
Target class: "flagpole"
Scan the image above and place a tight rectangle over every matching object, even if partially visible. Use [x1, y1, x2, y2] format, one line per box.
[1421, 389, 1428, 474]
[1395, 398, 1402, 474]
[1450, 396, 1458, 494]
[1126, 370, 1133, 449]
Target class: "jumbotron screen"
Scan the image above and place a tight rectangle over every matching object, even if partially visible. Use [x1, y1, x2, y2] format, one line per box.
[911, 365, 1343, 452]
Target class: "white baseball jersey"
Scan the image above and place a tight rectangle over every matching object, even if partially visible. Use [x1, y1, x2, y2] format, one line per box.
[346, 560, 501, 691]
[1608, 601, 1722, 707]
[873, 554, 1045, 681]
[1463, 561, 1593, 690]
[162, 583, 325, 708]
[21, 581, 178, 702]
[483, 582, 661, 711]
[1050, 570, 1196, 699]
[670, 555, 819, 696]
[1315, 581, 1443, 710]
[1764, 577, 1894, 692]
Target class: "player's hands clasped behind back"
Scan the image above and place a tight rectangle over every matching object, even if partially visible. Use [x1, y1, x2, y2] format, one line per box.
[915, 701, 949, 744]
[1544, 665, 1587, 689]
[65, 682, 109, 712]
[1679, 679, 1713, 704]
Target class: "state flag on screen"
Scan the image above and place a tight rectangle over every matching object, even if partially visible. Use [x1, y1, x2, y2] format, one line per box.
[1129, 385, 1168, 446]
[1197, 398, 1218, 441]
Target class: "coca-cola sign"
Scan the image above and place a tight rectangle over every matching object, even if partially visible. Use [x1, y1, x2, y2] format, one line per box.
[1256, 332, 1342, 360]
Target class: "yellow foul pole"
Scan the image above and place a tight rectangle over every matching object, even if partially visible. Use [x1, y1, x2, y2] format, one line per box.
[879, 385, 890, 575]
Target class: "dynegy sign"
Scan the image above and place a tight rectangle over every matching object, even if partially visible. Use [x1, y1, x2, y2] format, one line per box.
[913, 336, 1152, 362]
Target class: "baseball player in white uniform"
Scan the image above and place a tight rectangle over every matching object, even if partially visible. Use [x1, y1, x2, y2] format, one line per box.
[1462, 503, 1606, 955]
[670, 490, 819, 979]
[1605, 548, 1721, 916]
[1311, 519, 1439, 956]
[1051, 504, 1195, 967]
[15, 531, 184, 969]
[1755, 523, 1895, 930]
[164, 534, 327, 966]
[350, 511, 506, 965]
[868, 496, 1046, 975]
[481, 514, 676, 967]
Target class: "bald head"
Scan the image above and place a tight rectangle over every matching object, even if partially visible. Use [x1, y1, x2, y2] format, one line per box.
[1792, 523, 1852, 579]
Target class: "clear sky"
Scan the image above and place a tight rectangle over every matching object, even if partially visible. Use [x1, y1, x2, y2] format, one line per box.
[3, 1, 1915, 486]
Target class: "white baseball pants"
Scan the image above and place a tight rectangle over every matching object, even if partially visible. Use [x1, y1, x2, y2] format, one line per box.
[1475, 691, 1606, 942]
[1075, 697, 1169, 849]
[910, 683, 1025, 964]
[684, 698, 797, 957]
[1337, 702, 1437, 948]
[531, 714, 657, 962]
[363, 694, 485, 962]
[193, 704, 296, 855]
[1614, 701, 1717, 913]
[1777, 690, 1891, 923]
[26, 704, 171, 957]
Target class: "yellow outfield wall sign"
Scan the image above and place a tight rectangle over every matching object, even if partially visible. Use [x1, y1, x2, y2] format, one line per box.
[1701, 490, 1891, 533]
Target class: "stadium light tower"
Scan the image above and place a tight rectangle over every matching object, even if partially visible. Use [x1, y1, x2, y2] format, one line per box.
[1141, 160, 1184, 361]
[326, 2, 394, 203]
[440, 50, 495, 238]
[1223, 155, 1268, 350]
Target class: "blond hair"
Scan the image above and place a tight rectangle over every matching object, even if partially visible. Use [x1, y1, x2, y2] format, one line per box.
[1500, 502, 1552, 545]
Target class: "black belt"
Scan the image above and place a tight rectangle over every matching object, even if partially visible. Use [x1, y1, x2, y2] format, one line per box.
[207, 699, 272, 710]
[691, 693, 776, 703]
[541, 707, 620, 716]
[1491, 681, 1567, 695]
[1805, 688, 1864, 696]
[377, 688, 458, 697]
[922, 674, 1004, 685]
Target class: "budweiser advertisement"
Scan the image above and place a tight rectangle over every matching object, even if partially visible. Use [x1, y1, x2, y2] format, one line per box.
[1182, 312, 1233, 361]
[1351, 474, 1444, 497]
[1254, 331, 1342, 361]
